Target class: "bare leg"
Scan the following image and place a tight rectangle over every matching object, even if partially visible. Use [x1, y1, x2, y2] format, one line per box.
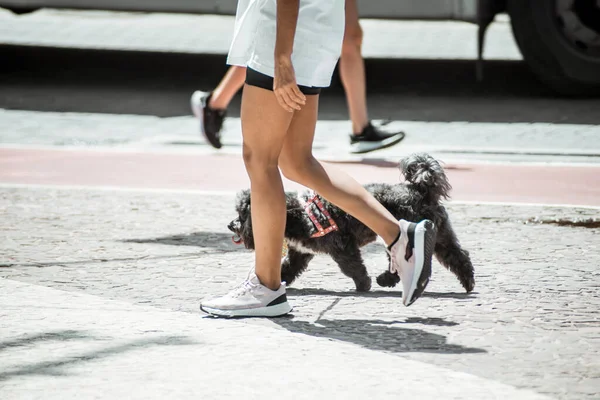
[340, 0, 369, 134]
[241, 85, 294, 290]
[209, 66, 247, 110]
[279, 95, 400, 245]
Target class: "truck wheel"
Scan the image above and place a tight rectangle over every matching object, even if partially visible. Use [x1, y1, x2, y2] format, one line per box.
[5, 7, 38, 14]
[507, 0, 600, 96]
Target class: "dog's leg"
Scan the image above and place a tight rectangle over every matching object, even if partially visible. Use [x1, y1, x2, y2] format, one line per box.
[330, 245, 372, 292]
[281, 248, 314, 287]
[376, 251, 400, 288]
[434, 215, 475, 292]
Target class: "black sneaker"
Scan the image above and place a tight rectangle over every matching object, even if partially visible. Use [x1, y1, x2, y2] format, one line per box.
[190, 90, 226, 149]
[349, 122, 405, 154]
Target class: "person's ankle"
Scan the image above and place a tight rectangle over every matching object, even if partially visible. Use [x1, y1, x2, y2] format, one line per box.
[255, 272, 281, 291]
[385, 225, 401, 249]
[208, 93, 228, 110]
[352, 121, 370, 135]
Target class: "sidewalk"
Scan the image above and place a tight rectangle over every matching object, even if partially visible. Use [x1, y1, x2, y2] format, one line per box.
[2, 109, 600, 164]
[1, 186, 599, 399]
[0, 278, 552, 400]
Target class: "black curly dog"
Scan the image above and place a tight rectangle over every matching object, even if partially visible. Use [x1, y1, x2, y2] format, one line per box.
[228, 153, 475, 293]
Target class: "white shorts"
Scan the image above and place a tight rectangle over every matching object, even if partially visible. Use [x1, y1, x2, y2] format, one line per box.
[227, 0, 345, 88]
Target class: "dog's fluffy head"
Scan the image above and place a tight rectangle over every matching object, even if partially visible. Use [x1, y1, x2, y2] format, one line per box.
[228, 189, 254, 249]
[399, 152, 451, 203]
[228, 190, 306, 250]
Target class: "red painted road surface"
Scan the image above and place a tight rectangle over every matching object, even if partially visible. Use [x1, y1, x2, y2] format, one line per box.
[1, 148, 599, 206]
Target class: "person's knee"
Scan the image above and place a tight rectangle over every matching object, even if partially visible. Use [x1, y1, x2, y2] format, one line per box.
[342, 23, 363, 56]
[243, 144, 278, 176]
[280, 154, 315, 185]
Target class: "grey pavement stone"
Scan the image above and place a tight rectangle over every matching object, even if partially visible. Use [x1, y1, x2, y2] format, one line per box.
[0, 8, 521, 60]
[1, 186, 599, 399]
[2, 110, 600, 163]
[0, 278, 552, 400]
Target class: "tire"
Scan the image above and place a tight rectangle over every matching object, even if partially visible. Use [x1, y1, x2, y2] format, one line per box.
[507, 0, 600, 96]
[4, 7, 38, 14]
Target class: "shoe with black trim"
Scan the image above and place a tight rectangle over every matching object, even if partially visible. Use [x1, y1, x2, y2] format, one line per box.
[190, 90, 226, 149]
[200, 272, 292, 318]
[350, 122, 405, 154]
[388, 219, 436, 306]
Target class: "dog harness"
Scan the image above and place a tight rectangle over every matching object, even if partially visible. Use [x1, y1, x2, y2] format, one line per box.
[302, 193, 339, 238]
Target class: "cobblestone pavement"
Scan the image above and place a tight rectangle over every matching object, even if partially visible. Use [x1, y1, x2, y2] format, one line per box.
[1, 187, 599, 399]
[0, 279, 551, 400]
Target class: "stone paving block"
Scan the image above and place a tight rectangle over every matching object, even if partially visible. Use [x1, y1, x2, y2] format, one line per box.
[0, 279, 552, 400]
[0, 187, 599, 398]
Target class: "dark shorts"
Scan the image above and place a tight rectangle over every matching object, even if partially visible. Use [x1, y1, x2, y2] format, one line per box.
[246, 67, 323, 95]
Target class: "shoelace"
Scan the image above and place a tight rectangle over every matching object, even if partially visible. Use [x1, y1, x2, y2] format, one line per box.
[229, 279, 257, 298]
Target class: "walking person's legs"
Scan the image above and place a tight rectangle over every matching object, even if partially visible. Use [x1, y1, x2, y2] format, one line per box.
[340, 0, 368, 135]
[190, 66, 247, 148]
[341, 0, 406, 154]
[192, 0, 405, 154]
[279, 95, 400, 244]
[279, 95, 436, 307]
[240, 85, 294, 291]
[200, 83, 295, 318]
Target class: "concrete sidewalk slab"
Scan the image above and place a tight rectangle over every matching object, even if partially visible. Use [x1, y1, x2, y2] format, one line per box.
[1, 187, 599, 399]
[0, 278, 551, 400]
[1, 109, 600, 163]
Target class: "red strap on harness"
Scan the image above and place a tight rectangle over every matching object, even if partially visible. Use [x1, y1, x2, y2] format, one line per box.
[303, 193, 339, 238]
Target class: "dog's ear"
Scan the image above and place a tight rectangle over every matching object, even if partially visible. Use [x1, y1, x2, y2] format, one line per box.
[235, 189, 252, 219]
[241, 206, 255, 249]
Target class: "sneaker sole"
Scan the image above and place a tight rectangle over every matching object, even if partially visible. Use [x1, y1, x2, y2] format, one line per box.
[350, 132, 405, 154]
[404, 220, 436, 307]
[200, 302, 293, 318]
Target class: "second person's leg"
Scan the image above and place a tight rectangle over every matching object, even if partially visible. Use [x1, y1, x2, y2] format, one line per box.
[210, 66, 247, 110]
[341, 0, 406, 154]
[340, 0, 368, 134]
[191, 66, 247, 149]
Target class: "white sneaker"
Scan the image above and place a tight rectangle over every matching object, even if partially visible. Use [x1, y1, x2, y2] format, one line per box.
[388, 219, 436, 306]
[200, 272, 292, 318]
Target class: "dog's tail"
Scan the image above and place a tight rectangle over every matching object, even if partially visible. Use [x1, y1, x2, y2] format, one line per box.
[399, 153, 451, 203]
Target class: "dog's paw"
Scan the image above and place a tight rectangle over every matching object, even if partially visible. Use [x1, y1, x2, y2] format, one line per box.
[355, 276, 372, 292]
[461, 275, 475, 293]
[376, 271, 400, 288]
[281, 273, 296, 287]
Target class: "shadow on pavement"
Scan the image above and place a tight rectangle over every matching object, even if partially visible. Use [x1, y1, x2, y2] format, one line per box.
[287, 287, 474, 300]
[0, 252, 220, 268]
[272, 317, 484, 355]
[0, 333, 196, 381]
[124, 232, 236, 248]
[2, 45, 599, 124]
[0, 330, 90, 352]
